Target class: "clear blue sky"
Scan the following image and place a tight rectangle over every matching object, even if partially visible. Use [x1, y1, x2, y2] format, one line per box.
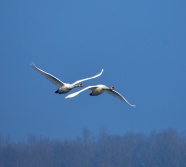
[1, 0, 186, 141]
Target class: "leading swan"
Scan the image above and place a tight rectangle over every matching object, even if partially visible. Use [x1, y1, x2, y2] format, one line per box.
[65, 84, 136, 107]
[30, 63, 104, 94]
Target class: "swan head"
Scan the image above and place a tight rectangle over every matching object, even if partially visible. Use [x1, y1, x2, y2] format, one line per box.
[73, 83, 83, 88]
[79, 83, 83, 87]
[110, 86, 115, 90]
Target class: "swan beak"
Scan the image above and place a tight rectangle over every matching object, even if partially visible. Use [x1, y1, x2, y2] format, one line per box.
[79, 83, 83, 87]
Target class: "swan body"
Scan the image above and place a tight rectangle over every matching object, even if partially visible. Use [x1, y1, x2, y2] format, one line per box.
[65, 84, 136, 107]
[30, 63, 104, 94]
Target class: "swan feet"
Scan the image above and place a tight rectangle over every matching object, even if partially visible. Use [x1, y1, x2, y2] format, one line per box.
[55, 90, 62, 94]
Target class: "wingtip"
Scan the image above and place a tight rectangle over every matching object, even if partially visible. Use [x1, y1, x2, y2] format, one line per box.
[65, 92, 80, 99]
[99, 69, 104, 75]
[132, 105, 136, 108]
[29, 62, 36, 67]
[65, 95, 72, 99]
[65, 94, 73, 99]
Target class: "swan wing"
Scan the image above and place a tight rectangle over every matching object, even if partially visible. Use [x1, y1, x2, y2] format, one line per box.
[65, 85, 98, 98]
[72, 69, 104, 85]
[106, 90, 136, 107]
[30, 63, 64, 88]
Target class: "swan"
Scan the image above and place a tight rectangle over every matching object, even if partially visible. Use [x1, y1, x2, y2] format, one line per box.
[30, 63, 104, 94]
[65, 84, 136, 107]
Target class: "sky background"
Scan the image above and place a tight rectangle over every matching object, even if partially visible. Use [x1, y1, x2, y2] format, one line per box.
[1, 0, 186, 142]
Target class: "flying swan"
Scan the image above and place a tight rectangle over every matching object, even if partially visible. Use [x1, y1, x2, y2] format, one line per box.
[30, 63, 104, 94]
[65, 84, 136, 107]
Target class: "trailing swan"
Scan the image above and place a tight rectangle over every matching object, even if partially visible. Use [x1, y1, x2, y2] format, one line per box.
[30, 63, 103, 94]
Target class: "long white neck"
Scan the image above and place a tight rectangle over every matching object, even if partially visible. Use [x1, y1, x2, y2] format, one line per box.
[73, 84, 81, 88]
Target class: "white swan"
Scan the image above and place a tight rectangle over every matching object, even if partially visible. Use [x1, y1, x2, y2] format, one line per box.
[65, 84, 136, 107]
[30, 63, 104, 94]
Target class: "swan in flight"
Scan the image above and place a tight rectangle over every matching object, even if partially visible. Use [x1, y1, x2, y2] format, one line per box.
[30, 63, 104, 94]
[65, 84, 136, 107]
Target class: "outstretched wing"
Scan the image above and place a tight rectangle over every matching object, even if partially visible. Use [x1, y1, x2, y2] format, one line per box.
[106, 89, 136, 107]
[30, 63, 64, 88]
[65, 85, 98, 98]
[72, 69, 104, 86]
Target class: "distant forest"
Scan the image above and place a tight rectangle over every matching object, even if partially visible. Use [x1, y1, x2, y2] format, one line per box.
[0, 129, 186, 167]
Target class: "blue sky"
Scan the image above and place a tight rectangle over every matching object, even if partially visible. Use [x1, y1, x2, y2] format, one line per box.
[1, 0, 186, 141]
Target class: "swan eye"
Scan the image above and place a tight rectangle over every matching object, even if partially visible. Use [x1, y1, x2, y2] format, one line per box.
[111, 86, 115, 90]
[79, 83, 83, 87]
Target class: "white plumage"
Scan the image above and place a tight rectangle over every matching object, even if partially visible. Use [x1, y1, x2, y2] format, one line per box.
[65, 84, 136, 107]
[30, 63, 104, 94]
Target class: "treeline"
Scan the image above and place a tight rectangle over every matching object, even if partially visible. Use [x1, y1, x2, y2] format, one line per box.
[0, 129, 186, 167]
